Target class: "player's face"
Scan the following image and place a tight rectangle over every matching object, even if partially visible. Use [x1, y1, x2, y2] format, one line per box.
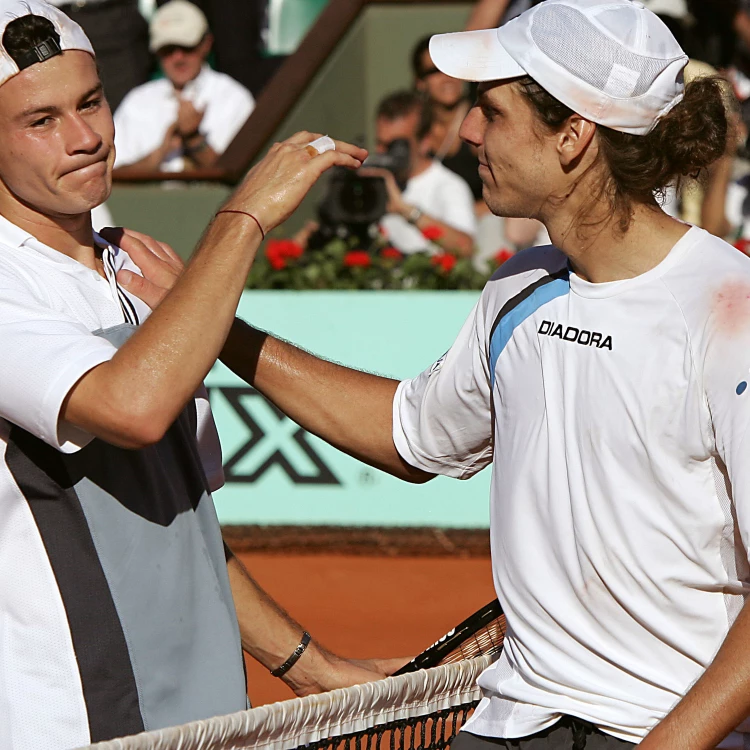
[460, 81, 561, 219]
[416, 50, 465, 109]
[158, 35, 211, 89]
[0, 51, 114, 220]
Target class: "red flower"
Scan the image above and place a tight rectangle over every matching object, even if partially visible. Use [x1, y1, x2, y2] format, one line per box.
[381, 246, 403, 260]
[268, 255, 287, 271]
[494, 248, 514, 265]
[735, 238, 750, 256]
[343, 250, 371, 268]
[422, 225, 444, 242]
[266, 239, 303, 260]
[431, 253, 456, 273]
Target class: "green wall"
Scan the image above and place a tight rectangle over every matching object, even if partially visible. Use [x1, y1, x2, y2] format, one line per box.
[107, 3, 472, 256]
[207, 290, 491, 528]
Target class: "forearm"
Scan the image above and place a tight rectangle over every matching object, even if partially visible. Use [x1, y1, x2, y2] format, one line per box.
[640, 599, 750, 750]
[407, 207, 474, 257]
[465, 0, 512, 30]
[183, 133, 219, 168]
[227, 553, 338, 695]
[64, 215, 261, 447]
[220, 318, 432, 482]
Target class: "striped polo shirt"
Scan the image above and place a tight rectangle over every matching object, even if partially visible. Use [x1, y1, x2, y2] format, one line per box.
[0, 215, 246, 749]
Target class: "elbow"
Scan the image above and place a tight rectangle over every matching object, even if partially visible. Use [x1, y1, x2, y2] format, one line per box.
[404, 468, 435, 484]
[104, 401, 173, 450]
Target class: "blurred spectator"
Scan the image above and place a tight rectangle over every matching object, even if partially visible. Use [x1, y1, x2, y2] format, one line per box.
[114, 0, 255, 172]
[49, 0, 150, 111]
[161, 0, 283, 98]
[364, 91, 476, 257]
[411, 35, 481, 204]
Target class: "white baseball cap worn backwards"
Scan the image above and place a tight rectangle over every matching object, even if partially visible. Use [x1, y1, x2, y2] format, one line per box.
[429, 0, 689, 135]
[0, 0, 94, 88]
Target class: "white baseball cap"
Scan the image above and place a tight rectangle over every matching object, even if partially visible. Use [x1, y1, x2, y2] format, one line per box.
[149, 0, 208, 53]
[0, 0, 94, 88]
[430, 0, 689, 135]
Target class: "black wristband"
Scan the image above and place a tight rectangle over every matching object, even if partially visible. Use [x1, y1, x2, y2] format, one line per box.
[271, 631, 311, 678]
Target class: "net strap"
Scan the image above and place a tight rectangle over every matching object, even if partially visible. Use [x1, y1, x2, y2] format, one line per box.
[83, 654, 492, 750]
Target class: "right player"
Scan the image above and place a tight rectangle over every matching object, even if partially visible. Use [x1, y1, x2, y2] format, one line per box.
[129, 0, 750, 748]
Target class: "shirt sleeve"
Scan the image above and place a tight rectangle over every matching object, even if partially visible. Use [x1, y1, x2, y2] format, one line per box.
[703, 282, 750, 561]
[393, 296, 493, 478]
[205, 84, 255, 155]
[0, 286, 118, 453]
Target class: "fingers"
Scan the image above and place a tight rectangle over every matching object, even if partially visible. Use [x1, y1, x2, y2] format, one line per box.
[116, 269, 170, 310]
[309, 149, 366, 176]
[101, 226, 183, 269]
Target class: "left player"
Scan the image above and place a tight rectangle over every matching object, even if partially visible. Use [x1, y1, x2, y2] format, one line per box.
[0, 2, 394, 748]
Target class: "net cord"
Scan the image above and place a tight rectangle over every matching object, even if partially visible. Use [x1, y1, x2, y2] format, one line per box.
[82, 654, 493, 750]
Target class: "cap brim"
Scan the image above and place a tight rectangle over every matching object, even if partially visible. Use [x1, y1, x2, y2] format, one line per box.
[429, 29, 526, 82]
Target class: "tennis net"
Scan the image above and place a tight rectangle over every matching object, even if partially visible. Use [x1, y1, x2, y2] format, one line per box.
[83, 654, 492, 750]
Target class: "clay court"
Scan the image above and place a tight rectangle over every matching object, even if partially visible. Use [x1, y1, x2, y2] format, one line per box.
[237, 551, 495, 707]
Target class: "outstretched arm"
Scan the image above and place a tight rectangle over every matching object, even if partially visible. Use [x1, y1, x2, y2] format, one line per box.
[227, 553, 405, 696]
[63, 133, 366, 449]
[115, 231, 433, 483]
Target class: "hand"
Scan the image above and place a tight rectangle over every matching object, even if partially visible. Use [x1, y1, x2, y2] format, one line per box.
[99, 227, 184, 310]
[357, 167, 408, 215]
[285, 651, 410, 698]
[176, 98, 205, 138]
[220, 131, 368, 235]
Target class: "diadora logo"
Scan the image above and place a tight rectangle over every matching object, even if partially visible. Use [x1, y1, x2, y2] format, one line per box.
[538, 320, 613, 350]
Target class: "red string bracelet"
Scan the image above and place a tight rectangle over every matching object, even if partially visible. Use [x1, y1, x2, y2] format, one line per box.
[215, 209, 265, 240]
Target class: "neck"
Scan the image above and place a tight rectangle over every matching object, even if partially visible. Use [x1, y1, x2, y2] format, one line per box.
[541, 182, 689, 284]
[0, 198, 98, 270]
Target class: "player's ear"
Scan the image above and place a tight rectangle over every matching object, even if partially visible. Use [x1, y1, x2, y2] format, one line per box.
[556, 115, 596, 168]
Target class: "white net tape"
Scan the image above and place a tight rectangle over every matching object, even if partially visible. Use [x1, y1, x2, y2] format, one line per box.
[81, 654, 492, 750]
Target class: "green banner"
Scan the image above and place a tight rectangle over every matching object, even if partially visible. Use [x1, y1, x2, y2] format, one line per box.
[206, 291, 491, 528]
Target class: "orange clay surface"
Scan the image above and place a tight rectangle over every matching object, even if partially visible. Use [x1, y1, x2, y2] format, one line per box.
[238, 553, 496, 707]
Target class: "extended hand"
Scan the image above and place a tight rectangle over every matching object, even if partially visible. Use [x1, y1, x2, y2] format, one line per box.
[223, 131, 368, 235]
[99, 227, 183, 310]
[286, 652, 410, 698]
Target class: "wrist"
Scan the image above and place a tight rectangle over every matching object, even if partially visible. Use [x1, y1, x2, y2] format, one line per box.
[183, 131, 208, 154]
[403, 205, 423, 225]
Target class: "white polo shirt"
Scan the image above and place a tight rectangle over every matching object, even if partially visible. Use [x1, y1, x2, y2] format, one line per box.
[0, 215, 246, 749]
[394, 226, 750, 746]
[380, 160, 477, 254]
[113, 65, 255, 171]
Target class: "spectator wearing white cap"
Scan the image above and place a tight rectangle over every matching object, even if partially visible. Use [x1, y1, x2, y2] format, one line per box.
[113, 0, 254, 172]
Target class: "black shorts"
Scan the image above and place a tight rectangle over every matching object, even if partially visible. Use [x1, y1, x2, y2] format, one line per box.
[451, 717, 636, 750]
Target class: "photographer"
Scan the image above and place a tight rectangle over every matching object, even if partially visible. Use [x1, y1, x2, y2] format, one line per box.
[364, 91, 476, 257]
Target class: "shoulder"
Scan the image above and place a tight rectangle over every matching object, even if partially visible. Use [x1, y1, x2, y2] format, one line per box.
[115, 78, 171, 114]
[660, 227, 750, 362]
[428, 160, 472, 190]
[478, 244, 568, 319]
[202, 69, 254, 104]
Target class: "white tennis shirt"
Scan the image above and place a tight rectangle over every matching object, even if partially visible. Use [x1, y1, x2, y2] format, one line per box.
[393, 226, 750, 746]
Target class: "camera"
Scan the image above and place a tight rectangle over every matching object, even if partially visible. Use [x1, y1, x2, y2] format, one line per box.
[312, 139, 411, 246]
